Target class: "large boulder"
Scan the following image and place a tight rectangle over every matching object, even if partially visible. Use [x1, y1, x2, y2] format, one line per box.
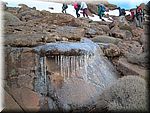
[4, 47, 36, 79]
[109, 26, 133, 40]
[125, 52, 149, 68]
[6, 87, 40, 112]
[3, 11, 22, 25]
[17, 10, 44, 21]
[4, 33, 56, 47]
[113, 57, 148, 78]
[5, 39, 118, 112]
[54, 26, 85, 40]
[103, 43, 121, 58]
[140, 33, 148, 52]
[94, 76, 148, 112]
[117, 41, 143, 55]
[132, 27, 144, 37]
[27, 13, 82, 27]
[91, 35, 122, 45]
[87, 4, 98, 15]
[3, 89, 23, 112]
[17, 4, 31, 13]
[87, 3, 117, 15]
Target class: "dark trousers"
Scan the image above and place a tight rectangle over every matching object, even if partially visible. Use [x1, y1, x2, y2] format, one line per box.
[62, 8, 67, 13]
[83, 8, 88, 18]
[75, 8, 80, 18]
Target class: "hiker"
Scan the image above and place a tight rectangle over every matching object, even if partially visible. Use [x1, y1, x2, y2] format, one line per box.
[117, 7, 126, 22]
[73, 2, 80, 18]
[117, 7, 126, 16]
[97, 4, 106, 21]
[80, 1, 89, 18]
[135, 5, 144, 28]
[62, 3, 68, 13]
[130, 9, 135, 21]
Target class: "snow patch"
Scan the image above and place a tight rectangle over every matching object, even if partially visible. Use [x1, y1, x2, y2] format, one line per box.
[3, 0, 130, 22]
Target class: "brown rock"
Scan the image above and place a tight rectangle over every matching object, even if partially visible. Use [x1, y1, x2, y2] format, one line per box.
[109, 26, 133, 40]
[4, 47, 36, 80]
[92, 35, 122, 44]
[7, 87, 40, 112]
[4, 89, 23, 112]
[125, 52, 149, 68]
[17, 74, 34, 90]
[132, 27, 143, 37]
[113, 57, 148, 78]
[140, 33, 148, 52]
[4, 33, 56, 47]
[103, 43, 121, 57]
[117, 41, 143, 55]
[94, 75, 148, 112]
[3, 11, 22, 25]
[54, 26, 85, 40]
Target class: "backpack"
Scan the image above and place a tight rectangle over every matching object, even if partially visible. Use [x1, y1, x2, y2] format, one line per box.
[137, 6, 143, 15]
[121, 9, 126, 15]
[101, 5, 106, 12]
[62, 4, 68, 9]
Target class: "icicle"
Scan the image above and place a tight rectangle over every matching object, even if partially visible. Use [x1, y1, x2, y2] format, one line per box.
[44, 56, 47, 83]
[83, 54, 88, 81]
[55, 56, 57, 65]
[57, 55, 60, 65]
[40, 57, 44, 77]
[63, 56, 66, 81]
[67, 56, 70, 79]
[60, 55, 63, 77]
[72, 56, 75, 77]
[70, 56, 73, 78]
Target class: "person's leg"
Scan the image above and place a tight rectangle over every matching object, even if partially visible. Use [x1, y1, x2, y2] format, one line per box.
[76, 9, 80, 18]
[77, 8, 80, 17]
[135, 16, 139, 27]
[83, 9, 85, 17]
[62, 8, 64, 13]
[84, 8, 89, 18]
[98, 11, 102, 19]
[139, 15, 143, 28]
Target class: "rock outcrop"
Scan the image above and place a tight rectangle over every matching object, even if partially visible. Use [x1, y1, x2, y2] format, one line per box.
[3, 3, 148, 112]
[94, 76, 148, 112]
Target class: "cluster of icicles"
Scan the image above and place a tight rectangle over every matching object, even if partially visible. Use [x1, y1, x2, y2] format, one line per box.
[40, 54, 93, 82]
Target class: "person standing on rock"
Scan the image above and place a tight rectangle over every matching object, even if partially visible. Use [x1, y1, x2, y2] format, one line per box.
[117, 7, 126, 23]
[135, 5, 144, 28]
[73, 2, 81, 18]
[97, 4, 106, 21]
[62, 3, 68, 13]
[130, 9, 135, 21]
[80, 1, 89, 18]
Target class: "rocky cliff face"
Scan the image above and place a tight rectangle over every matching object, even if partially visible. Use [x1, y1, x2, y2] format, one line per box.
[3, 3, 148, 112]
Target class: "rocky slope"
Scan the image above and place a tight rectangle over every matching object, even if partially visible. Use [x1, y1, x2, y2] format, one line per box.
[2, 3, 149, 112]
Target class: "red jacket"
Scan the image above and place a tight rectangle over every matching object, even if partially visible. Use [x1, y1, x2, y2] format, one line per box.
[137, 6, 142, 13]
[137, 6, 142, 14]
[73, 2, 78, 9]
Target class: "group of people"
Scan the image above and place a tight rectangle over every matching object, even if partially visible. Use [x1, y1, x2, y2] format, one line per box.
[62, 1, 89, 18]
[116, 5, 144, 29]
[62, 2, 106, 20]
[130, 5, 144, 28]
